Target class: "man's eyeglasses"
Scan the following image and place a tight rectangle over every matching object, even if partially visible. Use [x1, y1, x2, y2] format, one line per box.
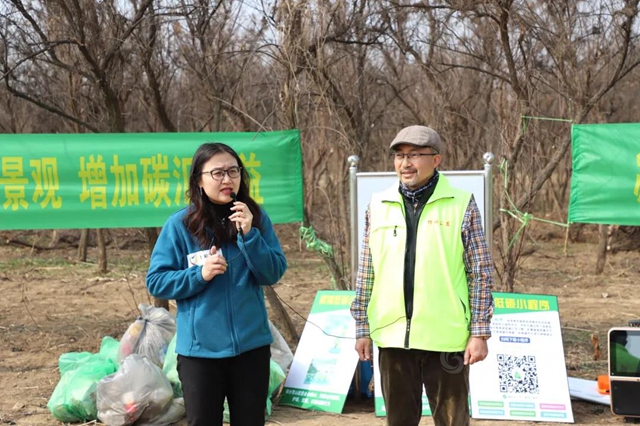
[391, 152, 438, 161]
[202, 166, 242, 180]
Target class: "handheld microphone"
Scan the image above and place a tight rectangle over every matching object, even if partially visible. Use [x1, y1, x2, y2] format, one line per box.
[230, 192, 244, 238]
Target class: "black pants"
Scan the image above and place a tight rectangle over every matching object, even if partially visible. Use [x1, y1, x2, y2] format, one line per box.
[177, 345, 271, 426]
[379, 347, 470, 426]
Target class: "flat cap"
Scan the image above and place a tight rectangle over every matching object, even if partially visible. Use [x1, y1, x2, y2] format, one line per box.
[389, 125, 443, 153]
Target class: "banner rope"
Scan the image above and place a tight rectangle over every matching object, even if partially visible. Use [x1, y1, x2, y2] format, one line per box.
[299, 226, 337, 288]
[499, 158, 569, 251]
[521, 115, 573, 133]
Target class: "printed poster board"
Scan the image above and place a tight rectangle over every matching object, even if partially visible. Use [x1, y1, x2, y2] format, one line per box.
[469, 292, 574, 422]
[280, 291, 359, 413]
[567, 377, 610, 406]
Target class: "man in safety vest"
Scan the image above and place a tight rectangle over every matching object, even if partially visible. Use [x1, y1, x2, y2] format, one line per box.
[351, 125, 494, 426]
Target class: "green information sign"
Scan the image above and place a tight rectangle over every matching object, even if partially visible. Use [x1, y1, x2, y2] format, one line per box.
[0, 130, 303, 229]
[280, 291, 359, 413]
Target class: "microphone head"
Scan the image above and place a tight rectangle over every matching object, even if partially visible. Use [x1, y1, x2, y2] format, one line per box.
[230, 192, 237, 202]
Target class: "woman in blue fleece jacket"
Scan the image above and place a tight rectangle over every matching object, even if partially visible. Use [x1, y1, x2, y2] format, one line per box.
[146, 142, 287, 426]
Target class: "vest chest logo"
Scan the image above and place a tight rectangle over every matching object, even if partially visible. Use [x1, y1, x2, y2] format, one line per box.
[423, 218, 451, 227]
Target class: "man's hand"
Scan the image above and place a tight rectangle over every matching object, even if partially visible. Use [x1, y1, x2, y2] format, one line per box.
[355, 337, 372, 361]
[464, 337, 488, 365]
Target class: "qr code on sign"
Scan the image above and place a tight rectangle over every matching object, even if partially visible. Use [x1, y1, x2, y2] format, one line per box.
[497, 354, 539, 394]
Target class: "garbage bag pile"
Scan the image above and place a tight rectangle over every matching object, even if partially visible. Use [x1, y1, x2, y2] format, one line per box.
[47, 303, 292, 425]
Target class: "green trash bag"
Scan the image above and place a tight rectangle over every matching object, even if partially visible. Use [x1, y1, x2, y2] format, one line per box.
[99, 336, 120, 367]
[58, 352, 93, 377]
[47, 353, 117, 422]
[162, 333, 181, 398]
[268, 359, 286, 401]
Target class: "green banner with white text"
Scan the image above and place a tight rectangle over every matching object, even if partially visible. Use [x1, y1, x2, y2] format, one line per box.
[0, 130, 303, 230]
[569, 123, 640, 225]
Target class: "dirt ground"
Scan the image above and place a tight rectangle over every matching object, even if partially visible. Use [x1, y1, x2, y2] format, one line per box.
[1, 223, 638, 426]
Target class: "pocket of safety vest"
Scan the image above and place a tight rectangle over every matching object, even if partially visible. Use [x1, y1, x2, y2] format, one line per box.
[371, 221, 405, 238]
[458, 296, 470, 324]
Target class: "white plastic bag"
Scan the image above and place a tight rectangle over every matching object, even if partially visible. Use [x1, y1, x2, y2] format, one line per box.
[118, 304, 176, 368]
[269, 320, 293, 373]
[97, 354, 176, 426]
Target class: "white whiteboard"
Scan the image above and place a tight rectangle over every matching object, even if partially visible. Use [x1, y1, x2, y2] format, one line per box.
[356, 171, 487, 255]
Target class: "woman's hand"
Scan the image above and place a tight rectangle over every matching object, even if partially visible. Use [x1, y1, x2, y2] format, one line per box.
[201, 246, 227, 281]
[230, 201, 253, 236]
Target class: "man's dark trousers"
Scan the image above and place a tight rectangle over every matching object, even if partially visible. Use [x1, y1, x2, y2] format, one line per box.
[379, 347, 470, 426]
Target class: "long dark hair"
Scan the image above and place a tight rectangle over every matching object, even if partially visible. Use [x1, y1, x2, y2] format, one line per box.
[184, 142, 262, 247]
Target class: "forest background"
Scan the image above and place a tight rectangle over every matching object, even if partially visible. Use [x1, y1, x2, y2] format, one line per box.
[2, 0, 640, 286]
[1, 1, 640, 424]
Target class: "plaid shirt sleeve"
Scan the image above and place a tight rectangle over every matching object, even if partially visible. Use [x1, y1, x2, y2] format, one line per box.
[462, 195, 494, 337]
[350, 206, 374, 339]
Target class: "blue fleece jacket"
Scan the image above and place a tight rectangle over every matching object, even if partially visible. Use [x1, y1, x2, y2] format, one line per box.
[146, 207, 287, 358]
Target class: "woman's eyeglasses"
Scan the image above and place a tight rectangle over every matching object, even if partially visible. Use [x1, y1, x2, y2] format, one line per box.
[202, 166, 242, 180]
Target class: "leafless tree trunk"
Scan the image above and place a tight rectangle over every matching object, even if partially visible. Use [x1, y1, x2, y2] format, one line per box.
[96, 229, 107, 273]
[595, 225, 609, 275]
[78, 229, 89, 262]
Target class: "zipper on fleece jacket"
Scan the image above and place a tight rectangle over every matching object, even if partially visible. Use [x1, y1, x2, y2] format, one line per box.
[226, 261, 241, 354]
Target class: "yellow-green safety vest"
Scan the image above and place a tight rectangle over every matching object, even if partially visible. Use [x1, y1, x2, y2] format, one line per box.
[368, 175, 472, 352]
